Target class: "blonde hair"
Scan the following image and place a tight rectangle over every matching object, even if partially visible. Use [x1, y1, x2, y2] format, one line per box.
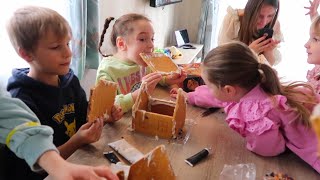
[6, 6, 71, 53]
[98, 13, 151, 57]
[311, 15, 320, 36]
[203, 42, 317, 126]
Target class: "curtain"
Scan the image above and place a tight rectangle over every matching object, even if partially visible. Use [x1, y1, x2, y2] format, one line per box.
[197, 0, 219, 59]
[68, 0, 99, 79]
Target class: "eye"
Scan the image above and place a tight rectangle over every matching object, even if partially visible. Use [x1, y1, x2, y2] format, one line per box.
[139, 38, 146, 42]
[50, 45, 59, 50]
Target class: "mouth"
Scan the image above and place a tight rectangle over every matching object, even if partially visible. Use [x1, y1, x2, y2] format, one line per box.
[60, 62, 70, 66]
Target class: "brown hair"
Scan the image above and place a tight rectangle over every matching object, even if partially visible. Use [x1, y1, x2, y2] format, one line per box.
[98, 13, 151, 57]
[202, 42, 317, 126]
[238, 0, 279, 45]
[6, 6, 71, 53]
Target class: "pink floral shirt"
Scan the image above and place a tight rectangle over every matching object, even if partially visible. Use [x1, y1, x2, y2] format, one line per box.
[188, 85, 320, 173]
[307, 65, 320, 94]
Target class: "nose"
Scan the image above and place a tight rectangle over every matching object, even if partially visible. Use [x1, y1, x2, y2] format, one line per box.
[261, 17, 269, 27]
[305, 40, 310, 48]
[64, 45, 72, 58]
[147, 40, 154, 52]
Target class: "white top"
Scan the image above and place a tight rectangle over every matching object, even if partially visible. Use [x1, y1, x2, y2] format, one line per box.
[218, 6, 284, 66]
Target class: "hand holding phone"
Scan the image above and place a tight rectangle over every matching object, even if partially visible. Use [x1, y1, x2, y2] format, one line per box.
[258, 28, 274, 39]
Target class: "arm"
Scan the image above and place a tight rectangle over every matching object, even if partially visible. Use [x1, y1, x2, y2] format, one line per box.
[57, 118, 104, 159]
[305, 0, 320, 20]
[40, 151, 119, 180]
[187, 85, 227, 108]
[0, 93, 57, 171]
[218, 6, 241, 45]
[244, 118, 286, 156]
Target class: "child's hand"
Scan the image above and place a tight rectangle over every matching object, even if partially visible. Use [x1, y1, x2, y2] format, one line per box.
[165, 70, 187, 85]
[305, 0, 320, 20]
[73, 118, 104, 145]
[106, 105, 123, 123]
[142, 72, 162, 94]
[170, 87, 187, 99]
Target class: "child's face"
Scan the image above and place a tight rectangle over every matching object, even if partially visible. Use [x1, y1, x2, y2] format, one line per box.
[305, 28, 320, 65]
[125, 20, 154, 66]
[202, 71, 232, 102]
[29, 30, 72, 76]
[256, 4, 276, 30]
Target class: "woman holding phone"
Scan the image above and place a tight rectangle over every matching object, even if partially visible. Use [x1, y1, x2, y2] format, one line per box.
[218, 0, 283, 66]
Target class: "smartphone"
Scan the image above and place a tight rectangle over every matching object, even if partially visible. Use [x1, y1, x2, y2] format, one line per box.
[258, 28, 274, 39]
[103, 151, 120, 164]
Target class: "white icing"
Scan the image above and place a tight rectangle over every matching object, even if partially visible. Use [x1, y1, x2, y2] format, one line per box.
[149, 98, 175, 107]
[108, 139, 144, 164]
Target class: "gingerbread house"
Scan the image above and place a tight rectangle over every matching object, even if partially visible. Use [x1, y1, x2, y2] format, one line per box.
[127, 145, 176, 180]
[131, 82, 186, 139]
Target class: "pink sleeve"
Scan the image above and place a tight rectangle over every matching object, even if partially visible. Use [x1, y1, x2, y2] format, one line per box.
[187, 85, 227, 108]
[244, 117, 286, 156]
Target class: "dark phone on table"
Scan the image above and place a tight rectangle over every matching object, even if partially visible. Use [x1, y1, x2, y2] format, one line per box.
[103, 151, 120, 164]
[258, 28, 274, 39]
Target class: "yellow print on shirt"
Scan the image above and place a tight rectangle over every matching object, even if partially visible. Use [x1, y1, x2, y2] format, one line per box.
[64, 119, 76, 137]
[52, 103, 75, 124]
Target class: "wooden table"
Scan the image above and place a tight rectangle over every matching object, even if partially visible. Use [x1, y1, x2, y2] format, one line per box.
[68, 87, 320, 180]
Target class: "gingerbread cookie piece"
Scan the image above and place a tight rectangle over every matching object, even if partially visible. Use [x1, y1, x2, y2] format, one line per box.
[87, 79, 117, 122]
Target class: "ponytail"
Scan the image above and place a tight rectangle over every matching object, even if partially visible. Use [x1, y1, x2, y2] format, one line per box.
[98, 17, 114, 57]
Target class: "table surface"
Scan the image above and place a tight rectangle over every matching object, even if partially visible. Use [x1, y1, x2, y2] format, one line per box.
[67, 86, 320, 180]
[172, 44, 203, 65]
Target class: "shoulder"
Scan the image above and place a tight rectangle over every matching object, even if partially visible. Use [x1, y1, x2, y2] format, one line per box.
[225, 93, 290, 135]
[307, 65, 320, 93]
[224, 6, 241, 22]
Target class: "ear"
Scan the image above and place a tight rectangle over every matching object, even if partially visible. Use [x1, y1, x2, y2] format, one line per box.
[18, 48, 33, 62]
[222, 85, 237, 96]
[116, 36, 127, 51]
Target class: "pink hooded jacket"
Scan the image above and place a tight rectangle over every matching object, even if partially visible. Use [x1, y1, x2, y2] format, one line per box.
[188, 85, 320, 173]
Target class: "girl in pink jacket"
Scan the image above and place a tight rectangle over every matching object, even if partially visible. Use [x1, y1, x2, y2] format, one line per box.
[172, 42, 320, 173]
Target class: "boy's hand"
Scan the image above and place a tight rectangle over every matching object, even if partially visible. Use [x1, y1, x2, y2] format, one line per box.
[141, 72, 162, 94]
[73, 118, 104, 145]
[106, 105, 123, 123]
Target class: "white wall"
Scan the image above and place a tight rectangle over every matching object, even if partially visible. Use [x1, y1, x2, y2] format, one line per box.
[98, 0, 202, 54]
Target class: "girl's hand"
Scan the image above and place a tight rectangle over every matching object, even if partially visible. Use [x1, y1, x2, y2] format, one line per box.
[170, 87, 187, 99]
[107, 105, 123, 123]
[305, 0, 320, 20]
[73, 118, 104, 145]
[170, 87, 179, 98]
[141, 72, 162, 94]
[165, 70, 187, 85]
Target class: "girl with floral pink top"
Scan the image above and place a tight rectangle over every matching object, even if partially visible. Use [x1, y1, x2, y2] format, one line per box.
[171, 42, 320, 173]
[305, 14, 320, 94]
